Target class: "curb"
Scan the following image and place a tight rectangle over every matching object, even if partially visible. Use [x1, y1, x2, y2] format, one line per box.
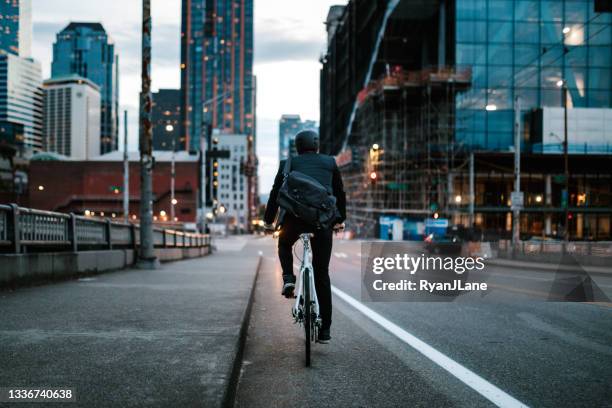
[222, 254, 262, 408]
[487, 258, 612, 276]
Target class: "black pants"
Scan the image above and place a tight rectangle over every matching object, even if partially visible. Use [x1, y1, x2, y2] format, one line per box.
[278, 217, 333, 329]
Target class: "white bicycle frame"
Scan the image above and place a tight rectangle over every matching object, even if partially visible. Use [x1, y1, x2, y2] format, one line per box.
[292, 234, 321, 325]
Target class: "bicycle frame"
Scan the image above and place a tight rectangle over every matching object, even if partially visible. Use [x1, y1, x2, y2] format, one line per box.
[292, 234, 321, 326]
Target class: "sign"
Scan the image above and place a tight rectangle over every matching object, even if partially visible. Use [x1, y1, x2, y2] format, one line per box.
[335, 148, 353, 168]
[510, 191, 524, 210]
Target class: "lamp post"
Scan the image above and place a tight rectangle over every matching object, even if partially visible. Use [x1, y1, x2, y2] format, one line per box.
[167, 124, 176, 222]
[557, 79, 570, 245]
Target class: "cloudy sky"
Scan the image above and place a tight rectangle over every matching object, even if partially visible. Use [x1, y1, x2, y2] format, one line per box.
[31, 0, 346, 193]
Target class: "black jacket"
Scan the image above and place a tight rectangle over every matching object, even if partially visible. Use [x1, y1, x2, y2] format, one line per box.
[264, 152, 346, 225]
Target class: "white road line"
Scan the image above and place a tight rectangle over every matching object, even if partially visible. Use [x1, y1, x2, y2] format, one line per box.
[331, 285, 530, 408]
[333, 252, 348, 258]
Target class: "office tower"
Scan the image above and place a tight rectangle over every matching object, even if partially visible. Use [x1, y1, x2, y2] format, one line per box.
[152, 89, 181, 151]
[455, 0, 612, 150]
[180, 0, 254, 152]
[0, 53, 42, 154]
[320, 0, 612, 239]
[43, 75, 101, 160]
[52, 22, 118, 154]
[214, 132, 248, 230]
[0, 0, 31, 56]
[278, 114, 317, 161]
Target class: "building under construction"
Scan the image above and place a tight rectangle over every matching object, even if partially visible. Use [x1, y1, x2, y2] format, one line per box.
[320, 0, 612, 240]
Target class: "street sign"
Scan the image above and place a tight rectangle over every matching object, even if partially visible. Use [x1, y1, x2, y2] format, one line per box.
[510, 191, 524, 210]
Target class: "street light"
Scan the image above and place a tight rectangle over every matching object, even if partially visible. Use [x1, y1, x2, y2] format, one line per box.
[169, 127, 176, 222]
[557, 79, 570, 244]
[485, 104, 497, 111]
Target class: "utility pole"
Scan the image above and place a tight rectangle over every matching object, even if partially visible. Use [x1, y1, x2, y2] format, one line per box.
[563, 84, 570, 245]
[512, 95, 522, 247]
[123, 110, 129, 223]
[137, 0, 158, 268]
[198, 121, 208, 233]
[468, 152, 474, 227]
[170, 137, 176, 222]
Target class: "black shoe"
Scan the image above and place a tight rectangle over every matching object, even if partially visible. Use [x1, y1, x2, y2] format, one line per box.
[281, 275, 296, 298]
[318, 328, 331, 343]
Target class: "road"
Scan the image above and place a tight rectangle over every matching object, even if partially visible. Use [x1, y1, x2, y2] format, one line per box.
[235, 238, 612, 408]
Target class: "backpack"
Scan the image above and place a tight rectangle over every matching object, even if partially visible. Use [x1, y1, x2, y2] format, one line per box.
[277, 155, 339, 229]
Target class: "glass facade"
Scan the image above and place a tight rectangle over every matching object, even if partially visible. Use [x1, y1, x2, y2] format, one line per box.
[0, 53, 43, 154]
[278, 115, 317, 161]
[51, 23, 118, 154]
[455, 0, 612, 151]
[0, 0, 31, 57]
[181, 0, 254, 152]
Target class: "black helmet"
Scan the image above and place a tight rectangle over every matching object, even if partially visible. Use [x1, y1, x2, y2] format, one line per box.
[294, 130, 319, 154]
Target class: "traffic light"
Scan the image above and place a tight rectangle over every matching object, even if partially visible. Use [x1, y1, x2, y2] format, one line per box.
[567, 212, 573, 220]
[212, 160, 219, 200]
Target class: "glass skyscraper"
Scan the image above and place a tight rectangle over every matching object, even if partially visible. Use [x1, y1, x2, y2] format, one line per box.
[0, 0, 31, 57]
[0, 53, 43, 153]
[181, 0, 254, 152]
[51, 22, 119, 154]
[278, 114, 317, 161]
[455, 0, 612, 151]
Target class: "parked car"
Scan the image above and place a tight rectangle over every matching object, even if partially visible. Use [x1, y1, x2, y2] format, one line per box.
[424, 230, 463, 255]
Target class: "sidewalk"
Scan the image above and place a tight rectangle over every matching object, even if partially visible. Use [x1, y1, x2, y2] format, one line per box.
[0, 236, 261, 407]
[487, 257, 612, 275]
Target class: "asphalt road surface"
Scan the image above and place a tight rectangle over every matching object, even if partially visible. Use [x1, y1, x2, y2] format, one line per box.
[235, 238, 612, 408]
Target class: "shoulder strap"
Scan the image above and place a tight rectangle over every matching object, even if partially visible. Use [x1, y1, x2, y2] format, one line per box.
[283, 154, 292, 176]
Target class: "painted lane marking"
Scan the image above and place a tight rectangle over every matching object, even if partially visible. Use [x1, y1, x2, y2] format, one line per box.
[331, 285, 530, 408]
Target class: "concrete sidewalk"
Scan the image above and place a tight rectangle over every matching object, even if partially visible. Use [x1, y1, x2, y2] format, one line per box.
[0, 237, 261, 407]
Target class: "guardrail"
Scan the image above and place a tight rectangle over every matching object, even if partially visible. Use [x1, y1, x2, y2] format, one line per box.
[0, 204, 210, 254]
[495, 239, 612, 258]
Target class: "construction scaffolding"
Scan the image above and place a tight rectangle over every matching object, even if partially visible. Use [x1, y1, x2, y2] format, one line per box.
[340, 66, 471, 237]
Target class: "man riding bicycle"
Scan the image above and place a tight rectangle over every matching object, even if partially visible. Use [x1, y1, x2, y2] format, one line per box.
[263, 130, 346, 343]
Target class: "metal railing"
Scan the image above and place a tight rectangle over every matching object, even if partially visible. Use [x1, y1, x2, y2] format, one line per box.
[495, 239, 612, 258]
[0, 204, 211, 254]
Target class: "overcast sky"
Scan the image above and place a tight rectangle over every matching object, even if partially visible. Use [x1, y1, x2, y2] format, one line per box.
[31, 0, 346, 193]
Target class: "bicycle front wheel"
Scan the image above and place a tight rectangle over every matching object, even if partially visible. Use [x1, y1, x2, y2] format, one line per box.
[303, 268, 311, 367]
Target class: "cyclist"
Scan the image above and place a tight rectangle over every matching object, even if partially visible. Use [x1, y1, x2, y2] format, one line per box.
[263, 129, 346, 343]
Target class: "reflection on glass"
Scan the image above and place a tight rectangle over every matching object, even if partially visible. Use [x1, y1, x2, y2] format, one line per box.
[564, 25, 584, 46]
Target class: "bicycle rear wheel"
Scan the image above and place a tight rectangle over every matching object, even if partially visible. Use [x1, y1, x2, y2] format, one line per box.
[303, 268, 311, 367]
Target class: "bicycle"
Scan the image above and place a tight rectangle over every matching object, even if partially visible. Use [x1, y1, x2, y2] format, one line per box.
[268, 223, 345, 367]
[291, 233, 321, 367]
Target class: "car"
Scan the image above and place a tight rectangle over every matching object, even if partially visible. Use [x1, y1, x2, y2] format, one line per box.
[424, 230, 463, 255]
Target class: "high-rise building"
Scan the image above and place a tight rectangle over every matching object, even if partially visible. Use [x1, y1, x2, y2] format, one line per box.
[214, 132, 249, 231]
[43, 75, 101, 160]
[0, 53, 42, 154]
[455, 0, 612, 151]
[51, 22, 119, 154]
[0, 0, 31, 57]
[320, 0, 612, 239]
[180, 0, 254, 152]
[278, 114, 317, 161]
[181, 0, 256, 228]
[152, 89, 181, 151]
